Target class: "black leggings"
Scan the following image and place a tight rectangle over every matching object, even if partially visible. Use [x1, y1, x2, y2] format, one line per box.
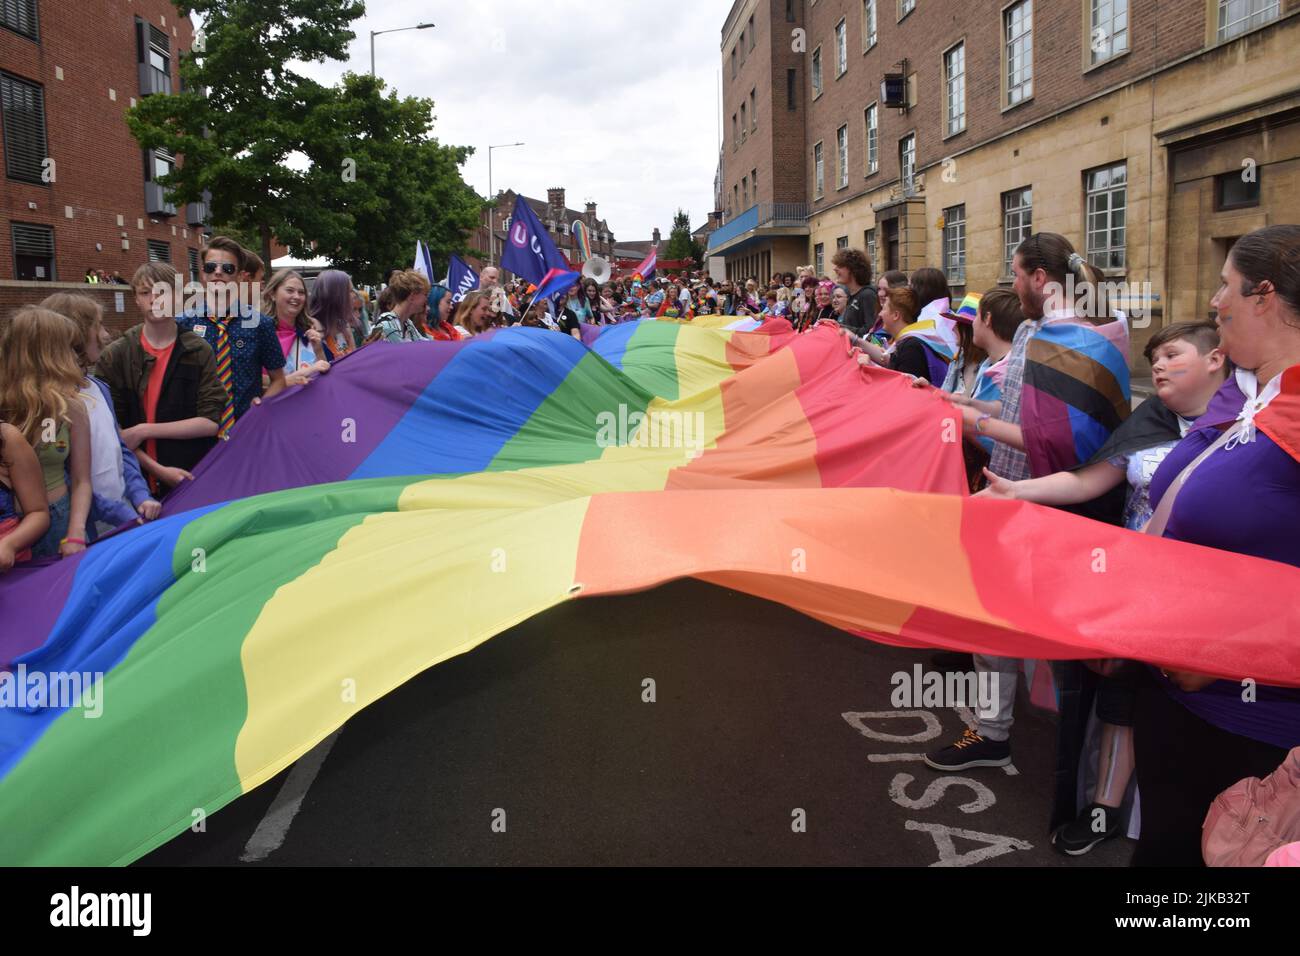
[1132, 669, 1287, 866]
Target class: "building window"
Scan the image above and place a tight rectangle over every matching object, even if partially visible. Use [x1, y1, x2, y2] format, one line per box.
[733, 184, 739, 212]
[740, 103, 747, 137]
[137, 20, 172, 96]
[863, 0, 878, 48]
[742, 176, 749, 207]
[749, 14, 755, 49]
[1089, 0, 1129, 65]
[814, 243, 825, 276]
[814, 141, 824, 198]
[148, 240, 171, 263]
[0, 71, 49, 185]
[899, 134, 916, 190]
[752, 168, 758, 201]
[1217, 0, 1280, 41]
[940, 42, 966, 138]
[1085, 162, 1127, 270]
[942, 204, 966, 285]
[787, 0, 797, 22]
[188, 247, 200, 283]
[1216, 168, 1261, 209]
[864, 103, 878, 173]
[865, 227, 877, 265]
[750, 88, 757, 129]
[837, 124, 848, 189]
[837, 236, 850, 250]
[835, 19, 848, 76]
[1004, 0, 1033, 107]
[812, 47, 822, 96]
[1002, 186, 1032, 276]
[1, 0, 39, 41]
[732, 113, 738, 147]
[11, 221, 54, 280]
[740, 30, 745, 58]
[731, 47, 737, 78]
[899, 0, 916, 17]
[787, 69, 797, 109]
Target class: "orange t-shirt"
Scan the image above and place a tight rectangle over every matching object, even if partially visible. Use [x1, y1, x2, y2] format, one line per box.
[140, 329, 175, 470]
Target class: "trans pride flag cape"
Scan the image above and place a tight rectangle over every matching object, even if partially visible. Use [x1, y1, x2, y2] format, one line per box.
[1022, 318, 1131, 477]
[888, 299, 957, 386]
[3, 321, 1300, 865]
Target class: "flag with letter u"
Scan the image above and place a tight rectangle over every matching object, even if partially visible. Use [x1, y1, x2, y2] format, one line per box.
[500, 195, 570, 285]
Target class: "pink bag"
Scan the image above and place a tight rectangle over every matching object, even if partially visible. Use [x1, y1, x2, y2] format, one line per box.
[1202, 747, 1300, 866]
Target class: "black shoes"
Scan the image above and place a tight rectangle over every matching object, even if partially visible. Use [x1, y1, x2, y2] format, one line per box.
[923, 728, 1012, 771]
[1051, 803, 1123, 856]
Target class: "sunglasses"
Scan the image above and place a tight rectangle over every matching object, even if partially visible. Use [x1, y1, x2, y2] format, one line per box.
[203, 262, 239, 275]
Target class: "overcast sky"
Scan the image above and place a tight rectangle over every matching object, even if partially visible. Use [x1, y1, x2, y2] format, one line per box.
[294, 1, 724, 244]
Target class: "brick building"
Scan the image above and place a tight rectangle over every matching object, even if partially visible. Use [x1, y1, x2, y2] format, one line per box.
[710, 0, 1300, 359]
[470, 186, 617, 273]
[0, 0, 206, 322]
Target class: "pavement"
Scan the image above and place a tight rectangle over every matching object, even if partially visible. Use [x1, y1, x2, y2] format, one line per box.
[140, 578, 1133, 867]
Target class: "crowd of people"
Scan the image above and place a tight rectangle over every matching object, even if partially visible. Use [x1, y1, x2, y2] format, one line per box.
[1, 224, 1298, 868]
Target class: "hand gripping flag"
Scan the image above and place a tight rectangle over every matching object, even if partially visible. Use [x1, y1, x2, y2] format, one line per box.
[530, 267, 582, 306]
[501, 195, 570, 285]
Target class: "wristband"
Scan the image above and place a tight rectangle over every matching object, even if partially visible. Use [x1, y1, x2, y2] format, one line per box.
[975, 414, 992, 434]
[61, 537, 87, 546]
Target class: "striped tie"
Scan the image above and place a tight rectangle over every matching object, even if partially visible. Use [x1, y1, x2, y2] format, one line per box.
[214, 319, 235, 439]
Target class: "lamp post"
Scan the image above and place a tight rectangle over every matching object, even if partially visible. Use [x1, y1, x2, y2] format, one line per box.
[487, 142, 525, 266]
[369, 22, 435, 77]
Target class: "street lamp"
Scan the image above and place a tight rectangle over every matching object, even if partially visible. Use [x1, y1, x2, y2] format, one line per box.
[370, 22, 435, 77]
[487, 142, 525, 266]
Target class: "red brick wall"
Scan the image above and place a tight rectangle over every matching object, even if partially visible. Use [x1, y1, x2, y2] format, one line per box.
[0, 0, 201, 285]
[0, 279, 144, 336]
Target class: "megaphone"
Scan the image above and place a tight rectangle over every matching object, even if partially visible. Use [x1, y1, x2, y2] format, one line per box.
[582, 255, 611, 285]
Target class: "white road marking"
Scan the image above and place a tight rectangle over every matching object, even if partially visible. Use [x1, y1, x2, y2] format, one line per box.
[240, 730, 342, 863]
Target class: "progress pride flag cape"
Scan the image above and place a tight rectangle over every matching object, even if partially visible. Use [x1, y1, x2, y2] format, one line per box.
[3, 322, 1299, 866]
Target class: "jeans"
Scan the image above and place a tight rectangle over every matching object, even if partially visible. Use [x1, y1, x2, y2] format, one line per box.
[32, 492, 70, 559]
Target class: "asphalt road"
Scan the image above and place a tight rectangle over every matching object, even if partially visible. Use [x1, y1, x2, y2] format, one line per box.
[140, 579, 1133, 867]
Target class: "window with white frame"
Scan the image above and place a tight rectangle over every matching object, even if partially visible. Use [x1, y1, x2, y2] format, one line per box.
[835, 19, 847, 75]
[944, 42, 965, 135]
[899, 134, 915, 190]
[814, 142, 825, 197]
[837, 124, 848, 188]
[863, 0, 878, 48]
[1089, 0, 1129, 65]
[865, 227, 877, 265]
[899, 0, 916, 17]
[750, 88, 757, 129]
[1001, 186, 1032, 276]
[1004, 0, 1033, 107]
[943, 204, 966, 285]
[837, 236, 850, 251]
[812, 46, 823, 96]
[814, 243, 825, 276]
[1085, 162, 1126, 269]
[864, 104, 878, 174]
[742, 176, 749, 208]
[1217, 0, 1280, 41]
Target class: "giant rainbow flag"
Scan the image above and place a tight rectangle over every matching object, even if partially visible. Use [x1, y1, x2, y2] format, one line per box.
[2, 319, 1299, 865]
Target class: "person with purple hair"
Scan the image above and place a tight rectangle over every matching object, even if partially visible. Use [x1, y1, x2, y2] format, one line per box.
[309, 269, 359, 361]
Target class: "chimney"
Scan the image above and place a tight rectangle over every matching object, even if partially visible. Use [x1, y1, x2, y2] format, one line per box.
[547, 187, 565, 212]
[652, 227, 661, 244]
[585, 201, 597, 220]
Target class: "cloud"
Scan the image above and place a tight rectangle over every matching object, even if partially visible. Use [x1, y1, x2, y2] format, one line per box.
[297, 0, 724, 243]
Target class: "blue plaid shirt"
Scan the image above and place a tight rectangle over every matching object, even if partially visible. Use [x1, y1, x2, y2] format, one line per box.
[178, 303, 285, 420]
[987, 318, 1040, 482]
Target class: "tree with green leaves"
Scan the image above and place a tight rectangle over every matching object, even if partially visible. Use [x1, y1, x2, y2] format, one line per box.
[664, 209, 704, 264]
[127, 0, 482, 284]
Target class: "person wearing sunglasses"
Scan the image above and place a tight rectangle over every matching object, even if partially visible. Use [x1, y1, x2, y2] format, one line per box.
[177, 236, 287, 436]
